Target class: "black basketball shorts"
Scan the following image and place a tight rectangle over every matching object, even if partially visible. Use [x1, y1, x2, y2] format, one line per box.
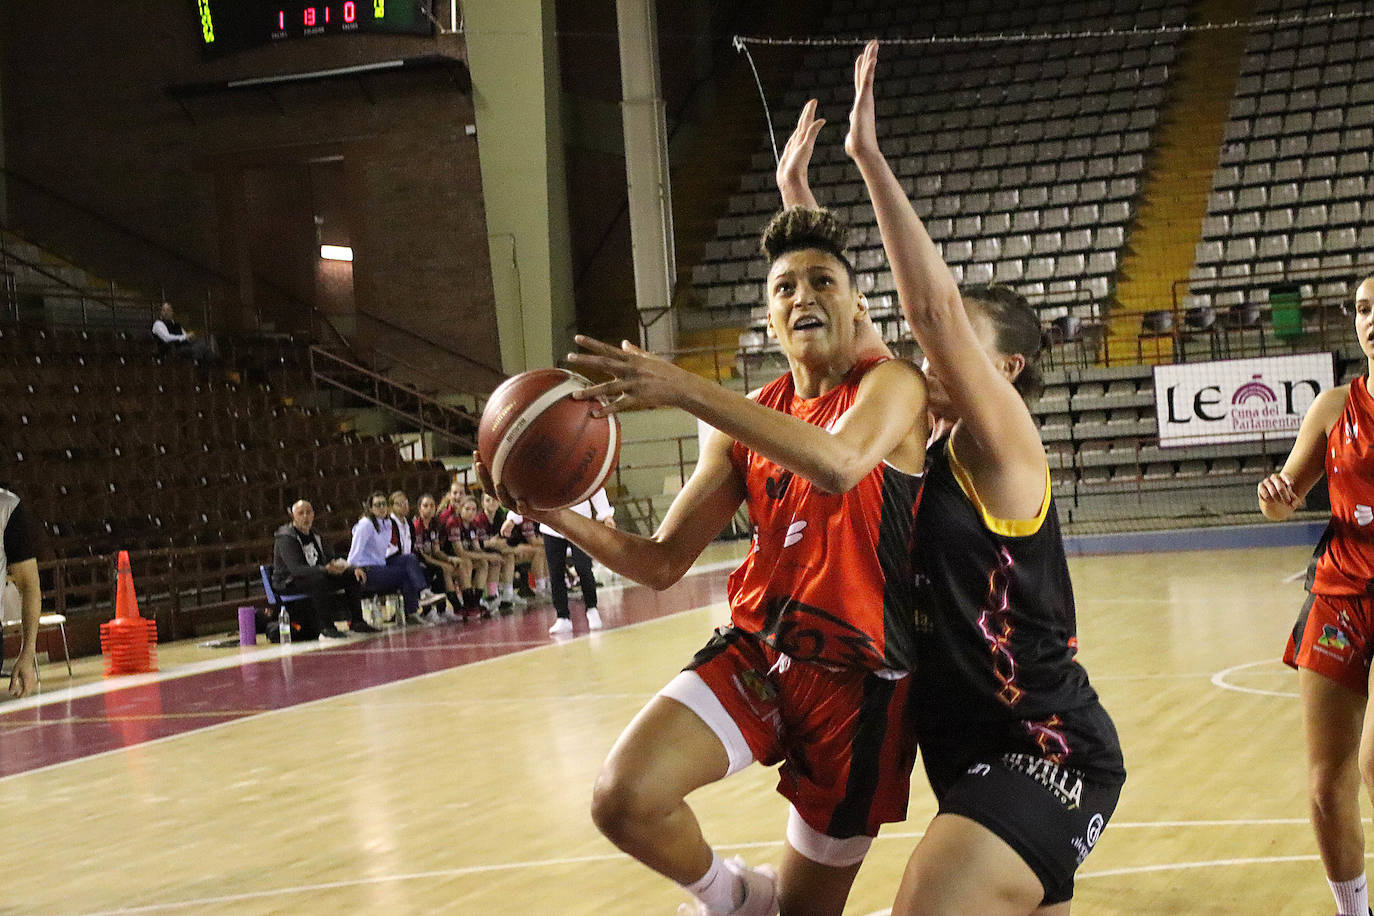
[933, 751, 1123, 904]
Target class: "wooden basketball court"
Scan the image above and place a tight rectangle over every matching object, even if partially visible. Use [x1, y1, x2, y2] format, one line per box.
[0, 541, 1350, 914]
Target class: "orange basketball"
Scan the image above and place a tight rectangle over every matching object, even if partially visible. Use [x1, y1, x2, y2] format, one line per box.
[477, 368, 621, 511]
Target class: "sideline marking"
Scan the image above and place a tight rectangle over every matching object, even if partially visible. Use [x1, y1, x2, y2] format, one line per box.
[82, 818, 1341, 914]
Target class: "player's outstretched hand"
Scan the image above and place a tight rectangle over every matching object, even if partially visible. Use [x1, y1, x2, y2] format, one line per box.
[777, 98, 824, 207]
[845, 39, 881, 165]
[1257, 471, 1300, 509]
[567, 335, 695, 416]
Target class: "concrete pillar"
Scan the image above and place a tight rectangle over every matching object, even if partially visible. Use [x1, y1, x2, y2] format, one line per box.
[464, 0, 575, 375]
[615, 0, 677, 353]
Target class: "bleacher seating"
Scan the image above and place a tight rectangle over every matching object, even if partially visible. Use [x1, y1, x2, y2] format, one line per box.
[0, 323, 452, 561]
[695, 0, 1186, 337]
[1190, 0, 1374, 333]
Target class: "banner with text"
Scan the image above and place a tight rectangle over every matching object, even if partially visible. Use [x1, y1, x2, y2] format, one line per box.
[1153, 353, 1336, 447]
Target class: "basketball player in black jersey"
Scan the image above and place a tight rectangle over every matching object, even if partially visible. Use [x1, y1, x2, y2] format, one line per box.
[829, 42, 1125, 914]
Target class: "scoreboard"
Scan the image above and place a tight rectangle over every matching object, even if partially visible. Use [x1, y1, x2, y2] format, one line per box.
[195, 1, 434, 56]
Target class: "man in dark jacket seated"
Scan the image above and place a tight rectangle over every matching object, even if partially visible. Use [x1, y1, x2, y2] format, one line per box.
[272, 499, 379, 640]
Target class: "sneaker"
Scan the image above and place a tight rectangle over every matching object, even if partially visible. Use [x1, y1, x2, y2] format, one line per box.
[404, 613, 424, 627]
[586, 607, 603, 630]
[419, 589, 446, 608]
[419, 608, 443, 626]
[480, 594, 502, 616]
[676, 859, 777, 916]
[548, 616, 573, 635]
[318, 628, 349, 641]
[350, 620, 381, 634]
[517, 585, 537, 599]
[504, 592, 528, 609]
[440, 608, 461, 624]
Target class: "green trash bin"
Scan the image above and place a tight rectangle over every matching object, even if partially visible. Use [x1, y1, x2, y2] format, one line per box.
[1269, 284, 1303, 340]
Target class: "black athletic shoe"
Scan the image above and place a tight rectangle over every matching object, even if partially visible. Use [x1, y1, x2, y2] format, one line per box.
[318, 627, 349, 640]
[350, 620, 381, 634]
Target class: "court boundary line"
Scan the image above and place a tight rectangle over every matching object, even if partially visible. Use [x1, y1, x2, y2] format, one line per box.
[77, 817, 1349, 915]
[0, 587, 733, 784]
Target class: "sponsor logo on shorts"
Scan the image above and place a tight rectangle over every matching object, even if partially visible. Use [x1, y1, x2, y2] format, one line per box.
[966, 762, 991, 777]
[1317, 624, 1352, 653]
[731, 670, 781, 733]
[738, 669, 777, 704]
[1070, 812, 1104, 865]
[1002, 752, 1084, 810]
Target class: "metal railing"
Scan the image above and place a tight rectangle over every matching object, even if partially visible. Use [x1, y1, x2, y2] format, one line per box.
[308, 345, 480, 455]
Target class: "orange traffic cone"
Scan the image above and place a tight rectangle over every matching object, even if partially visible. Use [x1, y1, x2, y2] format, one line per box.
[99, 551, 158, 676]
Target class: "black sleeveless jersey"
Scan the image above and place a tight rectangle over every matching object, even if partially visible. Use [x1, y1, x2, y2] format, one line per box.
[910, 435, 1124, 785]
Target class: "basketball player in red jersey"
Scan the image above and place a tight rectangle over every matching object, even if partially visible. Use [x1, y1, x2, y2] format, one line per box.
[477, 211, 927, 912]
[1260, 276, 1374, 916]
[827, 42, 1122, 915]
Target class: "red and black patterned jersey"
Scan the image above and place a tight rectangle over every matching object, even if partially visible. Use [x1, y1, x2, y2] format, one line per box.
[412, 516, 445, 555]
[1310, 377, 1374, 595]
[726, 358, 924, 672]
[910, 435, 1124, 781]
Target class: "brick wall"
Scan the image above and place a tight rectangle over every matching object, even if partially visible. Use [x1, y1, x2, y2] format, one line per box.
[0, 2, 501, 392]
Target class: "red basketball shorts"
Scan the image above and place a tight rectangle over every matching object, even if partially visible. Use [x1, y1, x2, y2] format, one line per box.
[1284, 591, 1374, 695]
[666, 626, 917, 839]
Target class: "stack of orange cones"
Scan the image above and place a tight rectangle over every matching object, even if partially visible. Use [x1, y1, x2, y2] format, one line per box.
[99, 551, 159, 676]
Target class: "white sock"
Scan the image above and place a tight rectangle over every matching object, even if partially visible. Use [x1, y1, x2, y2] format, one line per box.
[683, 852, 741, 913]
[1331, 874, 1369, 916]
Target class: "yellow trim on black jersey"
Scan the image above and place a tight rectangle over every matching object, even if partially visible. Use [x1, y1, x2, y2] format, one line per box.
[946, 441, 1051, 538]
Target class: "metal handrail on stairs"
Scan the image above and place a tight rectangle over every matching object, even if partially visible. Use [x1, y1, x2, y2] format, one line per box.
[308, 345, 480, 456]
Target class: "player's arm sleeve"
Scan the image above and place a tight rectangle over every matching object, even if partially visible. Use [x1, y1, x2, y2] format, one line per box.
[3, 502, 37, 564]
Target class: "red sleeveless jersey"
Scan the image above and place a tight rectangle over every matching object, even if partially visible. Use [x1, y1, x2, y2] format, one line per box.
[1312, 377, 1374, 595]
[726, 358, 923, 672]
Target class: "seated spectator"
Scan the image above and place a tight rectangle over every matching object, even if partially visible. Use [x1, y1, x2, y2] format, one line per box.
[390, 490, 449, 622]
[482, 491, 543, 601]
[413, 493, 479, 621]
[408, 493, 467, 623]
[347, 491, 427, 624]
[471, 492, 527, 610]
[151, 302, 213, 363]
[271, 499, 378, 640]
[446, 494, 502, 616]
[2, 486, 40, 697]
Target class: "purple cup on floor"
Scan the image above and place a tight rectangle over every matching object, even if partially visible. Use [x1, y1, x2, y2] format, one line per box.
[238, 606, 258, 646]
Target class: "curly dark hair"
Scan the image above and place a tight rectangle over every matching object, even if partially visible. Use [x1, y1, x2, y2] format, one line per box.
[759, 206, 857, 287]
[960, 283, 1044, 401]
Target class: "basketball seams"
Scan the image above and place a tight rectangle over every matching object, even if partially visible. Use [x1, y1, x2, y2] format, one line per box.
[565, 409, 620, 508]
[488, 377, 588, 488]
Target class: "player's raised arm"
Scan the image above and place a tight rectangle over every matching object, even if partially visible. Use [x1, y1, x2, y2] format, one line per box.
[777, 98, 824, 210]
[846, 40, 1045, 514]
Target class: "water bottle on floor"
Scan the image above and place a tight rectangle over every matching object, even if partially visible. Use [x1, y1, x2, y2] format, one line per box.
[279, 606, 292, 645]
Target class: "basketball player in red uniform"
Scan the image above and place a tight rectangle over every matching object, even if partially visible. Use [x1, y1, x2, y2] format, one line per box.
[826, 42, 1122, 915]
[477, 208, 927, 913]
[1260, 275, 1374, 916]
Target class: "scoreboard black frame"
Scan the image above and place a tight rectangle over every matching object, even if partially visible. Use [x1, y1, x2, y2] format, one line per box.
[195, 1, 435, 57]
